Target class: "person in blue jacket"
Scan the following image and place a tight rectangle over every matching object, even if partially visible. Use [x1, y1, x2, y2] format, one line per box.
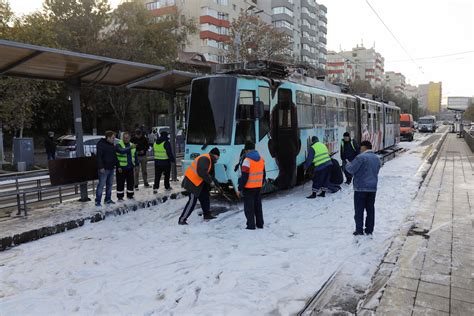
[345, 140, 382, 236]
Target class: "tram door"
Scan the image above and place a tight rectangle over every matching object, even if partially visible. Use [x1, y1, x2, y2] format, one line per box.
[269, 88, 299, 189]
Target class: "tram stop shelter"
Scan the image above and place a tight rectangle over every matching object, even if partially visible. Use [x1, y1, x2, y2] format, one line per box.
[0, 39, 164, 201]
[127, 70, 202, 181]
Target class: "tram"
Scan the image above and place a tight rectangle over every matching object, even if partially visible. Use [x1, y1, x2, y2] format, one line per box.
[183, 61, 400, 193]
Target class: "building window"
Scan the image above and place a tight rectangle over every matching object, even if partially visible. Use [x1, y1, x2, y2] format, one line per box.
[213, 0, 228, 5]
[145, 0, 176, 11]
[273, 20, 292, 30]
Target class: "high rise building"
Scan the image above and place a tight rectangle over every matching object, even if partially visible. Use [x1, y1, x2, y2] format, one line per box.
[384, 71, 406, 95]
[141, 0, 327, 66]
[337, 45, 384, 87]
[418, 82, 442, 113]
[326, 51, 355, 84]
[405, 84, 419, 99]
[270, 0, 328, 70]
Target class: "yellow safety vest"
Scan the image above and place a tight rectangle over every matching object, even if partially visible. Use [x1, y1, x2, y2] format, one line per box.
[117, 140, 136, 167]
[312, 142, 331, 167]
[153, 142, 169, 160]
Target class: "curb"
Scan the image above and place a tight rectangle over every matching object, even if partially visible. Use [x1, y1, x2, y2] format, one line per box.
[356, 131, 449, 313]
[0, 192, 185, 251]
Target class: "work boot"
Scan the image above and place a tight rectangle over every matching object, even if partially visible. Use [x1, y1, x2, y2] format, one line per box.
[95, 202, 101, 207]
[153, 189, 158, 194]
[203, 213, 217, 220]
[144, 183, 150, 188]
[178, 218, 188, 225]
[135, 185, 139, 191]
[165, 187, 172, 191]
[306, 192, 317, 199]
[317, 191, 326, 197]
[345, 180, 352, 185]
[353, 231, 364, 236]
[105, 200, 115, 205]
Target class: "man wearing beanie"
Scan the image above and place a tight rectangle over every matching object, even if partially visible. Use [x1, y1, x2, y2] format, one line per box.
[238, 141, 266, 230]
[340, 132, 360, 185]
[178, 147, 220, 225]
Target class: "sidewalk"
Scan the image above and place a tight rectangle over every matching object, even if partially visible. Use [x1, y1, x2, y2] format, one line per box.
[361, 134, 473, 315]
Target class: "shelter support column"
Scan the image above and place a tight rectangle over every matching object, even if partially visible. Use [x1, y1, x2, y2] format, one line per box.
[168, 93, 178, 181]
[69, 79, 90, 201]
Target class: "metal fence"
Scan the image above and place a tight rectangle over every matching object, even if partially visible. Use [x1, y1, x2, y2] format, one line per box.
[463, 130, 474, 152]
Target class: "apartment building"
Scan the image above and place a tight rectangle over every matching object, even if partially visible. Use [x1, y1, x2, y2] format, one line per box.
[270, 0, 328, 70]
[405, 84, 419, 99]
[418, 82, 442, 113]
[336, 45, 384, 87]
[141, 0, 327, 66]
[384, 71, 406, 95]
[326, 51, 355, 84]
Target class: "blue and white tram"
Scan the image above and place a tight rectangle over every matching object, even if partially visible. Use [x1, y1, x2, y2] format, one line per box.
[183, 73, 400, 193]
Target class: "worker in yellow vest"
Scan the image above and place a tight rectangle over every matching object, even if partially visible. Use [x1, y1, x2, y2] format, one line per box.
[237, 141, 265, 230]
[115, 132, 137, 201]
[152, 131, 175, 193]
[178, 148, 220, 225]
[304, 136, 332, 199]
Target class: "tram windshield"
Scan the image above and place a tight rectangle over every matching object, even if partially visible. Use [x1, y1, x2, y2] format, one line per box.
[187, 77, 237, 145]
[419, 118, 435, 124]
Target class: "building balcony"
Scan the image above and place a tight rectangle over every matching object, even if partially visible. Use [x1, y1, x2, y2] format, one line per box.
[319, 4, 328, 13]
[319, 36, 327, 44]
[318, 25, 327, 33]
[319, 15, 327, 23]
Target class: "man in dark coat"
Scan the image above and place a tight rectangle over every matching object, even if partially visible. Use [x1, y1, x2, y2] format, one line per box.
[152, 131, 175, 193]
[178, 148, 220, 225]
[131, 129, 150, 189]
[45, 131, 56, 160]
[95, 131, 117, 206]
[340, 132, 360, 184]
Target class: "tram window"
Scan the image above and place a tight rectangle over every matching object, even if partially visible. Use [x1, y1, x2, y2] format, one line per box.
[258, 86, 271, 140]
[313, 94, 326, 125]
[236, 90, 255, 120]
[327, 107, 337, 127]
[297, 91, 313, 128]
[338, 99, 347, 124]
[235, 121, 256, 145]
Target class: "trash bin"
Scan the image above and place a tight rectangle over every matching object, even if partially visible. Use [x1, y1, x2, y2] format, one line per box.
[17, 161, 26, 172]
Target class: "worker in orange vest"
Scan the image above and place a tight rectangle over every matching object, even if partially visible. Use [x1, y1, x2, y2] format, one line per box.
[178, 147, 220, 225]
[237, 141, 265, 230]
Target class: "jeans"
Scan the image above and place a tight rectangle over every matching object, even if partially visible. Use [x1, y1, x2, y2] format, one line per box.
[342, 160, 353, 183]
[95, 169, 114, 204]
[134, 155, 149, 185]
[354, 191, 376, 234]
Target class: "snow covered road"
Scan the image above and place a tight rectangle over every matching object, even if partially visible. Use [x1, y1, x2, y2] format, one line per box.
[0, 142, 426, 315]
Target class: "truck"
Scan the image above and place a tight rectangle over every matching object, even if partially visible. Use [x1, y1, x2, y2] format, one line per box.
[418, 115, 437, 133]
[400, 113, 415, 141]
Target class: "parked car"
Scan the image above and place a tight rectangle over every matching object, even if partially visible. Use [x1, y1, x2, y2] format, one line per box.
[56, 135, 103, 158]
[469, 126, 474, 136]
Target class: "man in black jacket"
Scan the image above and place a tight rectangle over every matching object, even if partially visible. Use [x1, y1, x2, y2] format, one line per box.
[131, 129, 150, 189]
[178, 148, 220, 225]
[152, 131, 175, 193]
[340, 132, 360, 185]
[45, 131, 56, 160]
[95, 131, 117, 207]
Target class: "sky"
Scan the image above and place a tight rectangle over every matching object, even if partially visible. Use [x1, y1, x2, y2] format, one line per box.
[8, 0, 474, 100]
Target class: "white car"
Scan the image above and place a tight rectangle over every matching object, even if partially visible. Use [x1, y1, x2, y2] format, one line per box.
[56, 135, 104, 158]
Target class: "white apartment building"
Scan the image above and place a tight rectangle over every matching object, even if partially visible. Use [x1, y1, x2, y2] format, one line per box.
[384, 71, 406, 95]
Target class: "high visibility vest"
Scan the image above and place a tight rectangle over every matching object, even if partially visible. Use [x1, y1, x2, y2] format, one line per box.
[244, 157, 265, 189]
[117, 140, 136, 167]
[153, 142, 168, 160]
[184, 154, 212, 187]
[312, 142, 331, 167]
[340, 139, 356, 152]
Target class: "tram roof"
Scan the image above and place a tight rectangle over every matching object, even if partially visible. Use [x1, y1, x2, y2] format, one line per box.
[127, 70, 202, 93]
[0, 39, 164, 86]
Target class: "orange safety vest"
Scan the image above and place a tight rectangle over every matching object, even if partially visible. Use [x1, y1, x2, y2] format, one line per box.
[244, 157, 265, 189]
[185, 154, 212, 187]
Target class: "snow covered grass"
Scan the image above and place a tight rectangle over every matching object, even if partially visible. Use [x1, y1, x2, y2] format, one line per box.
[0, 148, 425, 315]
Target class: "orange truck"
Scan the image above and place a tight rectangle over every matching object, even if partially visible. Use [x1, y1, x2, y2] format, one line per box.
[400, 113, 415, 141]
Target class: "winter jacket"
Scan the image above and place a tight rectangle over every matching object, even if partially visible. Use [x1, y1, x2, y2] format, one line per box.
[238, 150, 266, 191]
[96, 138, 118, 170]
[130, 135, 150, 156]
[345, 150, 381, 192]
[153, 135, 176, 166]
[182, 154, 215, 196]
[44, 137, 56, 154]
[115, 142, 138, 170]
[340, 138, 360, 162]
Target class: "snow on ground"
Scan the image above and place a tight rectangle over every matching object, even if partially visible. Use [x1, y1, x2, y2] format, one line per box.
[0, 144, 427, 316]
